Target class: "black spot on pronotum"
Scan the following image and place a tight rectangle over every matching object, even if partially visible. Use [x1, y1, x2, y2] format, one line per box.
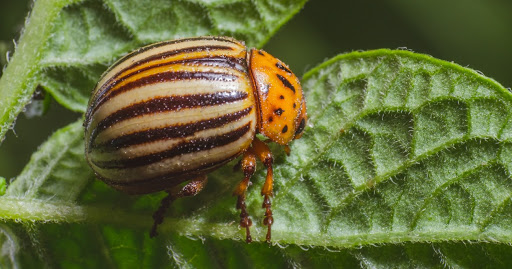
[275, 62, 292, 74]
[274, 108, 284, 116]
[295, 118, 305, 136]
[276, 74, 295, 93]
[282, 125, 288, 133]
[279, 95, 284, 99]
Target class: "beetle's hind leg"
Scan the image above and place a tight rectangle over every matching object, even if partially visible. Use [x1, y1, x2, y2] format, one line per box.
[150, 175, 208, 238]
[233, 147, 257, 243]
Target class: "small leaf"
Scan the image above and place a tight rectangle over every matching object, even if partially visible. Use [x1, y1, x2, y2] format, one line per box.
[0, 0, 307, 142]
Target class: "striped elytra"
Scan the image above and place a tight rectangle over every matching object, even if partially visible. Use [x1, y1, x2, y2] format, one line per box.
[84, 36, 307, 242]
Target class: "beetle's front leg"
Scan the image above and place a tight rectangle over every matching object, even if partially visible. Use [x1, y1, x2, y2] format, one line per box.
[150, 175, 208, 238]
[251, 137, 274, 242]
[233, 148, 257, 243]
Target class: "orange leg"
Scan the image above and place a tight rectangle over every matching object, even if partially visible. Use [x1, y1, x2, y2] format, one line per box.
[150, 175, 208, 238]
[233, 148, 257, 243]
[252, 138, 274, 242]
[284, 145, 291, 156]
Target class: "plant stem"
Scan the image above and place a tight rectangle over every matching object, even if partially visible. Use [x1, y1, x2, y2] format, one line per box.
[0, 0, 77, 143]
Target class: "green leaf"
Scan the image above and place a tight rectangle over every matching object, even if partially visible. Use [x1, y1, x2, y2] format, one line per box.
[0, 0, 307, 143]
[5, 120, 92, 202]
[3, 49, 512, 267]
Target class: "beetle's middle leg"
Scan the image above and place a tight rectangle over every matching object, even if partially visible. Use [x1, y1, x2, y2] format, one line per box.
[251, 137, 274, 243]
[233, 147, 257, 243]
[150, 175, 208, 238]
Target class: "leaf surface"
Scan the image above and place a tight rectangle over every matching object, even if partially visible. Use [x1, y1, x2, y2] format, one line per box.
[2, 49, 512, 267]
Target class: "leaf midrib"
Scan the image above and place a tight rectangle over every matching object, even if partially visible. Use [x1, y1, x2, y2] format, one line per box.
[1, 196, 511, 248]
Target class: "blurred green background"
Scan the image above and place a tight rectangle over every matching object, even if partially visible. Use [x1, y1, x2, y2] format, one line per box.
[1, 0, 512, 180]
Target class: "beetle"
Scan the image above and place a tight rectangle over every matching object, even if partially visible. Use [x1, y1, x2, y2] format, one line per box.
[83, 36, 307, 243]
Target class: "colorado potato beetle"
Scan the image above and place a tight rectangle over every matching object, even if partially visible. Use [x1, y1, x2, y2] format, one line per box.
[83, 36, 307, 242]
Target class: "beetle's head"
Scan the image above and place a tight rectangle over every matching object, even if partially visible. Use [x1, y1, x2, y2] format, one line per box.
[248, 49, 307, 145]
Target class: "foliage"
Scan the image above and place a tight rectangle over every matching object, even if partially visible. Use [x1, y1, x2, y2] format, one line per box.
[1, 0, 512, 268]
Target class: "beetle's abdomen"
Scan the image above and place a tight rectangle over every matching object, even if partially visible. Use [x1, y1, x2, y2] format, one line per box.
[84, 37, 257, 194]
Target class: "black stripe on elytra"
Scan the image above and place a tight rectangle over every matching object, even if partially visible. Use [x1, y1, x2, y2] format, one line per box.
[86, 56, 246, 124]
[92, 122, 252, 169]
[88, 90, 248, 148]
[88, 45, 237, 117]
[101, 151, 242, 190]
[276, 62, 292, 74]
[89, 71, 239, 123]
[276, 74, 296, 93]
[94, 106, 253, 152]
[103, 37, 241, 74]
[109, 45, 234, 85]
[132, 45, 235, 72]
[111, 56, 246, 89]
